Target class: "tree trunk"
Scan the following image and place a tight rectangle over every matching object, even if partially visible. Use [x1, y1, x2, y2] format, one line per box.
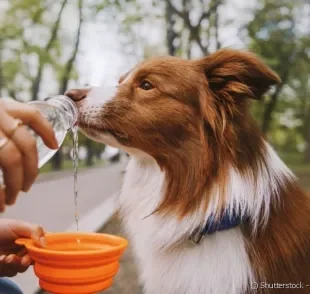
[261, 66, 291, 134]
[31, 0, 68, 101]
[58, 0, 83, 94]
[168, 0, 223, 57]
[214, 3, 221, 50]
[8, 89, 17, 100]
[31, 65, 44, 101]
[261, 83, 284, 134]
[304, 142, 310, 163]
[85, 139, 94, 166]
[0, 43, 3, 96]
[96, 149, 102, 160]
[166, 1, 177, 56]
[51, 149, 63, 170]
[304, 107, 310, 162]
[186, 40, 192, 59]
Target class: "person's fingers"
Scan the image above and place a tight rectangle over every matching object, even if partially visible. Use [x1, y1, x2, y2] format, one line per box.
[16, 248, 27, 258]
[10, 125, 39, 192]
[4, 254, 29, 272]
[31, 225, 46, 247]
[0, 129, 24, 205]
[0, 99, 58, 149]
[20, 254, 32, 267]
[4, 254, 20, 266]
[0, 108, 38, 192]
[8, 220, 47, 247]
[17, 264, 29, 273]
[0, 253, 30, 275]
[0, 269, 18, 277]
[0, 186, 5, 212]
[16, 248, 32, 266]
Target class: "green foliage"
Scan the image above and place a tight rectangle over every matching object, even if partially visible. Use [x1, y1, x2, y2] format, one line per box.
[247, 0, 306, 74]
[1, 0, 309, 171]
[40, 157, 105, 174]
[0, 1, 66, 98]
[246, 0, 310, 155]
[0, 0, 107, 170]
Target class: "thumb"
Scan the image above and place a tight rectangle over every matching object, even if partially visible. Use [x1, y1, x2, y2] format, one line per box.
[9, 220, 47, 248]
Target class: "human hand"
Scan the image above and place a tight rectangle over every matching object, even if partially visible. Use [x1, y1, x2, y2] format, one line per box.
[0, 98, 58, 211]
[0, 219, 46, 277]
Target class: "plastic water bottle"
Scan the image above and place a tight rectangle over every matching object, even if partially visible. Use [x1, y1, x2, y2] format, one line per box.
[0, 95, 78, 184]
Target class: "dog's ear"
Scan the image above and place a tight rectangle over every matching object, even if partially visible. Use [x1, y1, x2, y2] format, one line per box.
[196, 49, 281, 101]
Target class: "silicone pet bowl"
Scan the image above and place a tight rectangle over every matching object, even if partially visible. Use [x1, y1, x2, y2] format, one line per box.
[16, 232, 128, 294]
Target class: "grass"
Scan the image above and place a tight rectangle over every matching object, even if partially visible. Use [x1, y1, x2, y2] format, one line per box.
[291, 165, 310, 175]
[279, 152, 310, 172]
[276, 152, 310, 191]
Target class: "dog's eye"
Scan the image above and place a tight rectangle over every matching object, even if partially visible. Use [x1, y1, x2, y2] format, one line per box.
[139, 80, 154, 91]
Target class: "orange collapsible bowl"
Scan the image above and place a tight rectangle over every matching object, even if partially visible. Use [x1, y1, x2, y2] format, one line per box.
[16, 232, 128, 294]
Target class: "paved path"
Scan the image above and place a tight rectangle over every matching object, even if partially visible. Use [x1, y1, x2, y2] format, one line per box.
[1, 161, 126, 294]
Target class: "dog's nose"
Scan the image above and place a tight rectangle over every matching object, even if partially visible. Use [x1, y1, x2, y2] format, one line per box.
[65, 88, 90, 102]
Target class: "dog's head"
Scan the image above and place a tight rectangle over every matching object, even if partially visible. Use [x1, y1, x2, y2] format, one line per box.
[66, 49, 280, 216]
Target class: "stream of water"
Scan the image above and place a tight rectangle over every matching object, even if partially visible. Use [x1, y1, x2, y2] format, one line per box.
[72, 126, 79, 231]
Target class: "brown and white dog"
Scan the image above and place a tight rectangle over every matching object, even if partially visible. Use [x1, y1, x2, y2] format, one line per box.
[66, 49, 310, 294]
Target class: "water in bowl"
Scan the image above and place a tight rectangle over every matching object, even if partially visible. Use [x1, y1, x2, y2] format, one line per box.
[46, 241, 111, 252]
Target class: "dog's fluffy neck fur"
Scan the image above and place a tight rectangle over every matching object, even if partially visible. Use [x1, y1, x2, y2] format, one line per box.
[119, 140, 294, 294]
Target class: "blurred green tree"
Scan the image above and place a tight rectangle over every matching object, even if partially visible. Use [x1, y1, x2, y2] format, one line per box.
[0, 0, 68, 101]
[1, 0, 309, 170]
[0, 0, 107, 170]
[246, 0, 310, 160]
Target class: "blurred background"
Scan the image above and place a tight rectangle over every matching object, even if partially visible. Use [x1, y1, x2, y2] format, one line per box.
[0, 0, 309, 293]
[0, 0, 309, 178]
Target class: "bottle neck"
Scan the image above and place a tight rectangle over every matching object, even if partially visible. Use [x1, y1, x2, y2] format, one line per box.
[45, 95, 78, 130]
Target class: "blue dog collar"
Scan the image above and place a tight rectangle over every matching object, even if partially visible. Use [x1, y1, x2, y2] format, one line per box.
[189, 209, 245, 244]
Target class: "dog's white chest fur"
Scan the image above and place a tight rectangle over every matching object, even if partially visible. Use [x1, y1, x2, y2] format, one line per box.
[119, 157, 254, 294]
